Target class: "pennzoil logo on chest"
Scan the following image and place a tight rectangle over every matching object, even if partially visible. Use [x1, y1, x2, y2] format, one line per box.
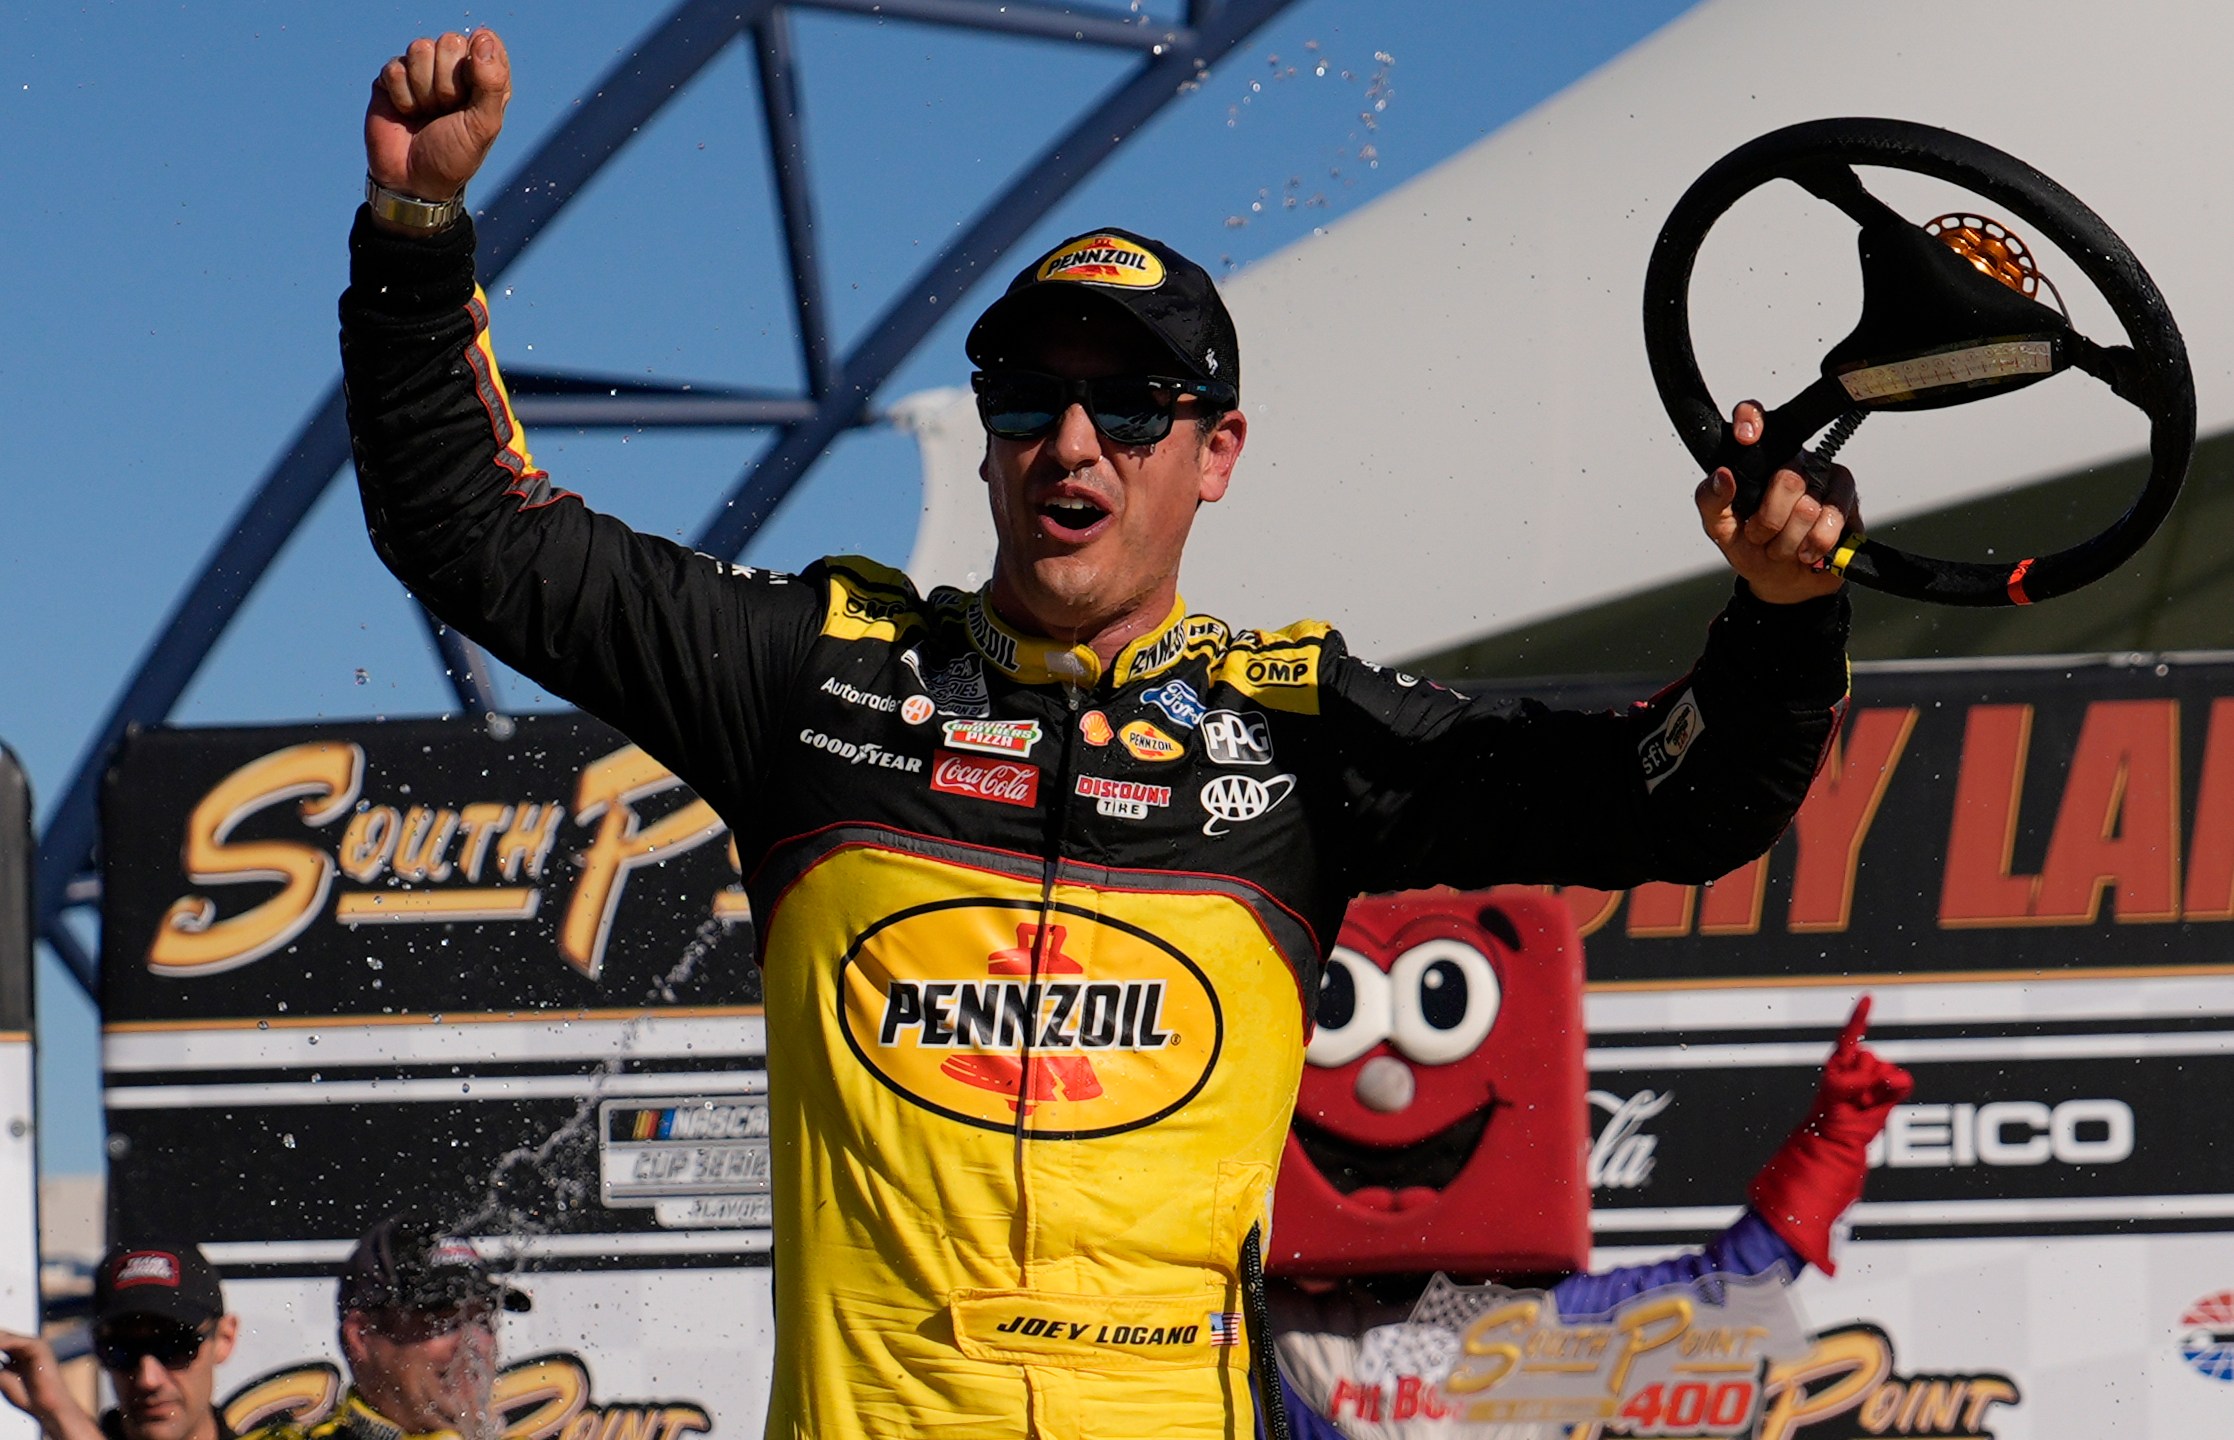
[837, 899, 1224, 1137]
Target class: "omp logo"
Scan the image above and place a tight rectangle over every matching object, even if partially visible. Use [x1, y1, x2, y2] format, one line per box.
[843, 590, 911, 623]
[824, 573, 922, 642]
[1036, 235, 1167, 289]
[1243, 655, 1312, 686]
[838, 903, 1222, 1137]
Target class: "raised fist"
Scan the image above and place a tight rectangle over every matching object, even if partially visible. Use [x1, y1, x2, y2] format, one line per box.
[1748, 996, 1914, 1275]
[365, 27, 512, 206]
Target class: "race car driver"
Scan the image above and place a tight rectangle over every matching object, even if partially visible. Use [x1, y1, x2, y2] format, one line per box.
[343, 28, 1859, 1440]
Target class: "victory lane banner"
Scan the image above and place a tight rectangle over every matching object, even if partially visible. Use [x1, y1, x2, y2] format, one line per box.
[1479, 652, 2234, 987]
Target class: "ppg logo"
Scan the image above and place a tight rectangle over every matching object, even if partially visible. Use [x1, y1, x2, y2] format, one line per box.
[1199, 773, 1295, 836]
[1200, 710, 1272, 766]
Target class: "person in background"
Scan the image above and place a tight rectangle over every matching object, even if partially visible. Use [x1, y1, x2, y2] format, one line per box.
[0, 1243, 240, 1440]
[250, 1216, 529, 1440]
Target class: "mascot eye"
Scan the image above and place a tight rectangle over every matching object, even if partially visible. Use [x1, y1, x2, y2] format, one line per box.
[1387, 939, 1501, 1065]
[1306, 946, 1391, 1068]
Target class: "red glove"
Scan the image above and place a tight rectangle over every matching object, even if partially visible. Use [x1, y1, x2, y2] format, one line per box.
[1748, 996, 1913, 1275]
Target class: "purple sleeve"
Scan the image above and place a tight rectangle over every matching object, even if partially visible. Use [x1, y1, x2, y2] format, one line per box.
[1548, 1209, 1802, 1319]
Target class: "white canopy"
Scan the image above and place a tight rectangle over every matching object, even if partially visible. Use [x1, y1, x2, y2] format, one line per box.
[907, 0, 2234, 659]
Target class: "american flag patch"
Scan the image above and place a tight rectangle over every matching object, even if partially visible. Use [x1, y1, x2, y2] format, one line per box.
[1208, 1312, 1243, 1347]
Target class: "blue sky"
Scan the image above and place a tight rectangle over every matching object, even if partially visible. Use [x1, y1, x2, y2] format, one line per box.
[2, 1, 1696, 1176]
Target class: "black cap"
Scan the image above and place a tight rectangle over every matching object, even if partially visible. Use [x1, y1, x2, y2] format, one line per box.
[94, 1243, 225, 1328]
[338, 1216, 531, 1316]
[966, 227, 1240, 400]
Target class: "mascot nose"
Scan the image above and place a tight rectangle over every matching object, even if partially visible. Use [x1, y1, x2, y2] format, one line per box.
[1354, 1055, 1415, 1113]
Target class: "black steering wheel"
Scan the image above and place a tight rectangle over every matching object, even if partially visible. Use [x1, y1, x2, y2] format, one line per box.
[1643, 117, 2194, 606]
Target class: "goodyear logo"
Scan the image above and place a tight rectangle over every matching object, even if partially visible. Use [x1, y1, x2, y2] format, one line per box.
[1036, 234, 1167, 289]
[837, 902, 1222, 1137]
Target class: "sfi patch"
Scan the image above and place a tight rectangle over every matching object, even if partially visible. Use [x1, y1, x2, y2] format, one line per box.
[1639, 688, 1706, 793]
[838, 903, 1221, 1138]
[1035, 234, 1167, 289]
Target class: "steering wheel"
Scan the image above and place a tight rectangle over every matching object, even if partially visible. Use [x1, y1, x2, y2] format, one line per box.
[1643, 117, 2193, 606]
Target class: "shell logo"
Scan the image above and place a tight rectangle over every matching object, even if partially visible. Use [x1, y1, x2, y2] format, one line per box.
[837, 899, 1223, 1138]
[1036, 235, 1167, 289]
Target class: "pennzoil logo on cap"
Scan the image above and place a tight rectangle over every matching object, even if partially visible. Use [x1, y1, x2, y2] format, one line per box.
[1037, 234, 1167, 289]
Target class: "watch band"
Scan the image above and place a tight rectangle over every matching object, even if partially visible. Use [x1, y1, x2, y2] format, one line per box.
[364, 175, 465, 232]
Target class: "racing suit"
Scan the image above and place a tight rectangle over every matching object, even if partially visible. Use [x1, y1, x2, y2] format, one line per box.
[339, 211, 1852, 1440]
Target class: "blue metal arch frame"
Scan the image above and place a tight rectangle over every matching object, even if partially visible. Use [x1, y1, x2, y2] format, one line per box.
[35, 0, 1297, 994]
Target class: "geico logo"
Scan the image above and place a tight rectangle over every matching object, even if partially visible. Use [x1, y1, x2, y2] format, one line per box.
[878, 979, 1174, 1050]
[842, 590, 911, 622]
[838, 903, 1220, 1136]
[1244, 655, 1311, 686]
[1868, 1099, 2134, 1168]
[798, 729, 925, 772]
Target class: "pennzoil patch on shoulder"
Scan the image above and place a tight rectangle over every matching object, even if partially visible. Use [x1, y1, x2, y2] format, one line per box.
[1037, 234, 1167, 289]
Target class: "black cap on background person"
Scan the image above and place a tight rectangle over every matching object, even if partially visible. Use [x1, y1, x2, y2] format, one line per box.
[337, 1216, 530, 1318]
[2, 1241, 240, 1440]
[332, 1216, 527, 1440]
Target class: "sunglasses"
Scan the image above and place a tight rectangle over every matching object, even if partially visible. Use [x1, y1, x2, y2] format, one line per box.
[972, 369, 1235, 447]
[94, 1321, 212, 1371]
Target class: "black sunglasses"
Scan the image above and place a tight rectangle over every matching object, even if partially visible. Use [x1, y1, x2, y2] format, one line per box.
[94, 1320, 212, 1371]
[972, 369, 1235, 447]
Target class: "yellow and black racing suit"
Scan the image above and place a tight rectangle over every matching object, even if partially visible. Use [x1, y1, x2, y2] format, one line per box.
[339, 212, 1850, 1440]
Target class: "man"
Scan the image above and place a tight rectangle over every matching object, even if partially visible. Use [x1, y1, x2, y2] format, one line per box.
[0, 1243, 239, 1440]
[345, 29, 1856, 1440]
[264, 1215, 529, 1440]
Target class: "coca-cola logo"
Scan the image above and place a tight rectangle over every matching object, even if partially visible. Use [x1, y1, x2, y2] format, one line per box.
[1587, 1088, 1672, 1190]
[930, 750, 1040, 808]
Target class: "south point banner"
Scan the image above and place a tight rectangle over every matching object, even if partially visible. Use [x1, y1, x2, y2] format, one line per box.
[101, 714, 772, 1438]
